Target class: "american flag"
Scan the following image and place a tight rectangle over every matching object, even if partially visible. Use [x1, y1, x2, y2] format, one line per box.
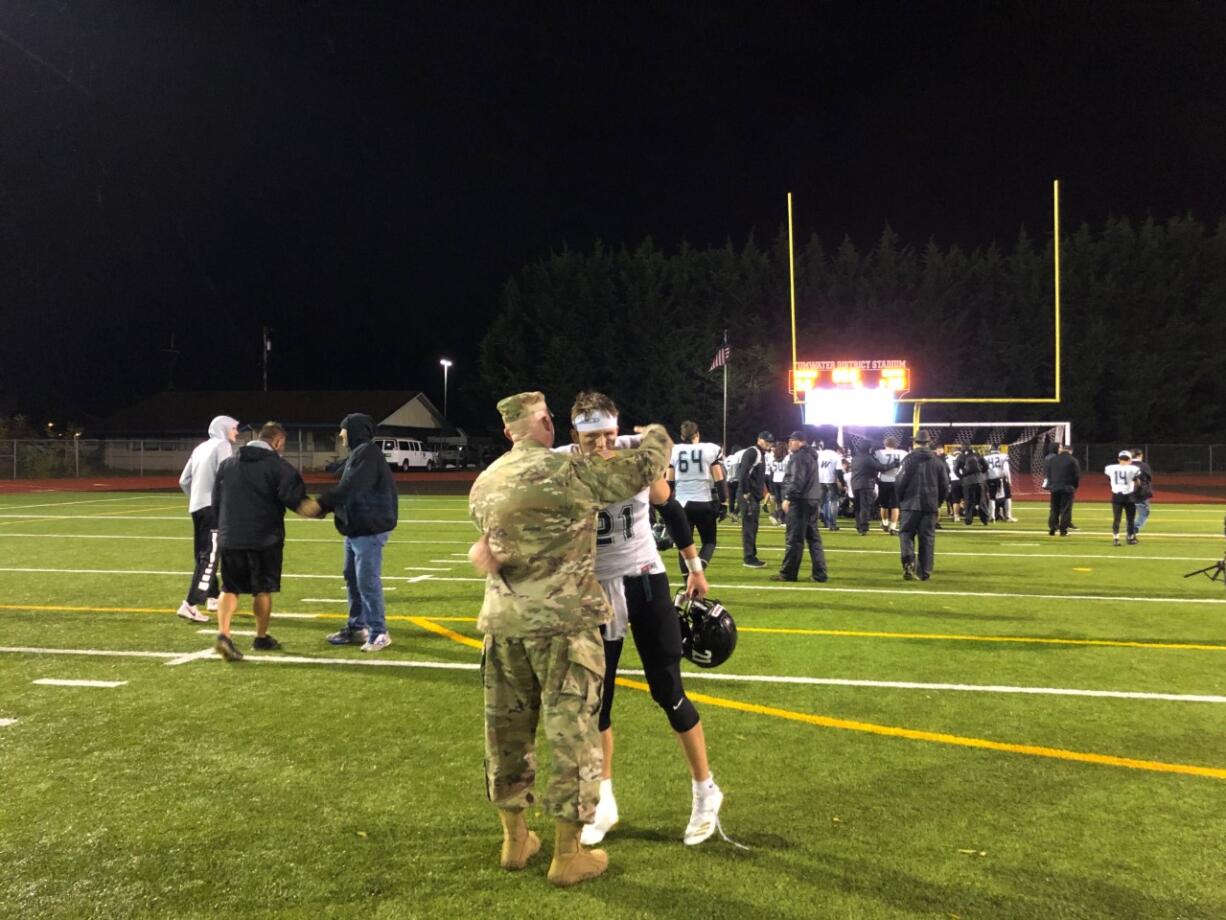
[709, 343, 730, 371]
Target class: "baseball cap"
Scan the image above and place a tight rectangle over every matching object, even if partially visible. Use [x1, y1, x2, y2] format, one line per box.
[758, 430, 774, 443]
[788, 429, 808, 442]
[1118, 450, 1131, 459]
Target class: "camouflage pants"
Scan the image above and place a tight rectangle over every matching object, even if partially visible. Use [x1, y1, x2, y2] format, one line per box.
[482, 628, 605, 822]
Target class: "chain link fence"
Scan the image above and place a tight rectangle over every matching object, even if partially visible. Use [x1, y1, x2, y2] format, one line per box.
[1079, 444, 1226, 475]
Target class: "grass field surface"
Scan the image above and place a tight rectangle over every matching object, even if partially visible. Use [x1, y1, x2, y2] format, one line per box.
[1, 491, 1224, 919]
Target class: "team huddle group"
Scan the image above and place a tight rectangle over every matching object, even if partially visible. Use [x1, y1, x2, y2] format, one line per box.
[168, 393, 1159, 890]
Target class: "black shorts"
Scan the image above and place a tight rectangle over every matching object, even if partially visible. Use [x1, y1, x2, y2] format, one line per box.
[877, 482, 898, 510]
[220, 545, 283, 594]
[949, 481, 963, 502]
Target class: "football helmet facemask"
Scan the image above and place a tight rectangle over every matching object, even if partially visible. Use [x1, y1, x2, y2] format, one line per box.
[674, 591, 737, 668]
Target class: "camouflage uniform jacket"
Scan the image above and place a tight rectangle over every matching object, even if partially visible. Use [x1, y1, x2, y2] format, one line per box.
[469, 425, 672, 638]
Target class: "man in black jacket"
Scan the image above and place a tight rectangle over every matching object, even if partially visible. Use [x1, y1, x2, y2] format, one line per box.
[849, 441, 890, 536]
[1046, 444, 1081, 536]
[771, 430, 828, 582]
[318, 413, 400, 652]
[955, 447, 990, 525]
[211, 421, 319, 661]
[895, 431, 950, 580]
[737, 431, 773, 568]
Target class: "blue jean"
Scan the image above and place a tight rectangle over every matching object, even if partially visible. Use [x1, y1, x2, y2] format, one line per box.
[1135, 500, 1151, 531]
[820, 483, 839, 529]
[343, 532, 391, 636]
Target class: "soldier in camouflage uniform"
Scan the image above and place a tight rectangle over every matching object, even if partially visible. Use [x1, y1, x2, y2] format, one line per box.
[468, 391, 672, 887]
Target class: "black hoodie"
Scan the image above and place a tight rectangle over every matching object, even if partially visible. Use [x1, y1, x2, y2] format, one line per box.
[212, 442, 309, 549]
[317, 413, 399, 536]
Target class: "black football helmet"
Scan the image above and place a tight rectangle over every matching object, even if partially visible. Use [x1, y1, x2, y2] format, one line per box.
[652, 519, 674, 551]
[674, 591, 737, 668]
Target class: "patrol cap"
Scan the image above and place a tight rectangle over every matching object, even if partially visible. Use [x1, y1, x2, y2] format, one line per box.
[497, 391, 549, 426]
[758, 430, 774, 443]
[788, 429, 808, 442]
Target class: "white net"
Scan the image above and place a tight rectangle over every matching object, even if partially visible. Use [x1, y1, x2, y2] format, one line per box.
[840, 422, 1070, 497]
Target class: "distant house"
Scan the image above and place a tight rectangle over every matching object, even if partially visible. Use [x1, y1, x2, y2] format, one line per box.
[92, 390, 458, 471]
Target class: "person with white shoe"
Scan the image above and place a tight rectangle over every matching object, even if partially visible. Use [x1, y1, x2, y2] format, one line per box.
[177, 414, 238, 623]
[561, 391, 725, 849]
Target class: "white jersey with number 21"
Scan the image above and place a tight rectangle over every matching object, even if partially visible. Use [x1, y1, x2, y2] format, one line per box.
[671, 442, 723, 505]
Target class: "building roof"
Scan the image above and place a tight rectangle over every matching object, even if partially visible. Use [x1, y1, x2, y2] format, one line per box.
[93, 390, 452, 437]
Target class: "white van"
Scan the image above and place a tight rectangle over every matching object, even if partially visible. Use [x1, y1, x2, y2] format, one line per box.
[376, 438, 438, 472]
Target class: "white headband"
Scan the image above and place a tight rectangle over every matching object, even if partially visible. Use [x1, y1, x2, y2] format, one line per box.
[572, 410, 618, 432]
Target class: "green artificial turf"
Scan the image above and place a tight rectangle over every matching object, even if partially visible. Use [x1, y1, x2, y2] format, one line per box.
[0, 492, 1224, 919]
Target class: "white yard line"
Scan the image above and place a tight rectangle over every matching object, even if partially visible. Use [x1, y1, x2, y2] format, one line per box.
[404, 567, 450, 571]
[300, 598, 350, 604]
[0, 567, 441, 583]
[0, 644, 479, 672]
[0, 495, 157, 510]
[0, 718, 17, 727]
[653, 669, 1226, 703]
[705, 581, 1226, 605]
[198, 628, 256, 636]
[165, 647, 220, 666]
[33, 678, 127, 688]
[0, 646, 178, 660]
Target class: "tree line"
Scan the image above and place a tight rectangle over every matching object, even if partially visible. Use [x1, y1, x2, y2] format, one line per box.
[478, 216, 1226, 444]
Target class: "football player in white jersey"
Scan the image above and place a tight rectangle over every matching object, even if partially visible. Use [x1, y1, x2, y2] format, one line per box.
[984, 444, 1017, 522]
[562, 393, 725, 847]
[668, 421, 727, 576]
[873, 436, 907, 533]
[1104, 450, 1142, 545]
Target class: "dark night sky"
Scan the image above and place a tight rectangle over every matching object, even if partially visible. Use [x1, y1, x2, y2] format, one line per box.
[2, 1, 1224, 425]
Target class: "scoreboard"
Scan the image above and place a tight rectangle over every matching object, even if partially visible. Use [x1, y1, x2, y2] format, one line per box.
[789, 359, 910, 404]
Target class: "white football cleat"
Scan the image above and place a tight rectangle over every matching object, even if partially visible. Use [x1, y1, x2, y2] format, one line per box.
[177, 601, 209, 623]
[581, 783, 619, 846]
[684, 784, 723, 845]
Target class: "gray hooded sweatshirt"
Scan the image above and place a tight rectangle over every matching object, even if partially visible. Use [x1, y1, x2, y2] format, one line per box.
[180, 415, 239, 513]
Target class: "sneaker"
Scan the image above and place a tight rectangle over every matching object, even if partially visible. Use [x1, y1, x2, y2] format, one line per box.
[327, 627, 369, 646]
[1007, 516, 1019, 522]
[902, 560, 916, 581]
[742, 558, 767, 568]
[810, 574, 828, 583]
[1127, 535, 1138, 545]
[177, 601, 209, 623]
[1068, 523, 1079, 530]
[1049, 529, 1056, 536]
[214, 634, 243, 662]
[880, 523, 889, 533]
[888, 526, 900, 535]
[1112, 535, 1121, 546]
[206, 598, 219, 612]
[252, 635, 281, 651]
[684, 783, 724, 845]
[769, 573, 797, 582]
[361, 632, 392, 652]
[581, 785, 619, 846]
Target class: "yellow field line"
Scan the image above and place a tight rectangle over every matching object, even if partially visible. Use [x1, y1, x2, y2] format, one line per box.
[411, 617, 1226, 782]
[0, 603, 469, 627]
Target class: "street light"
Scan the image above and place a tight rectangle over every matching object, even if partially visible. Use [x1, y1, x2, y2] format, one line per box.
[439, 358, 453, 419]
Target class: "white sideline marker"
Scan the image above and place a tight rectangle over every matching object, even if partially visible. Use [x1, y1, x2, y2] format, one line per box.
[0, 718, 17, 728]
[33, 678, 127, 688]
[165, 648, 219, 667]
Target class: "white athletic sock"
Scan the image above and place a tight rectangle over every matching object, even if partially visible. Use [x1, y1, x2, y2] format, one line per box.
[599, 778, 613, 798]
[693, 775, 718, 795]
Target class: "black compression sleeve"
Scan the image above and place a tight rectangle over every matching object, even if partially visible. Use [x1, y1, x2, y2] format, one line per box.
[715, 477, 728, 505]
[653, 497, 695, 552]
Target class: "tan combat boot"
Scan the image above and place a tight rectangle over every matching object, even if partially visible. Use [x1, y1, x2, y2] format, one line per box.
[547, 819, 609, 887]
[498, 809, 541, 870]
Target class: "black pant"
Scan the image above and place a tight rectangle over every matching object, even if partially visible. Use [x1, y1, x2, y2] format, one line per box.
[962, 480, 989, 524]
[740, 495, 761, 560]
[678, 501, 718, 575]
[899, 509, 937, 578]
[854, 487, 876, 534]
[1048, 490, 1075, 534]
[186, 507, 221, 606]
[769, 481, 784, 522]
[1111, 495, 1137, 537]
[780, 499, 827, 579]
[598, 573, 699, 734]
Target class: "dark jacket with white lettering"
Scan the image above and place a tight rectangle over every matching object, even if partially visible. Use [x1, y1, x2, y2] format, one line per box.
[212, 443, 308, 550]
[895, 447, 950, 512]
[782, 446, 821, 502]
[317, 413, 399, 537]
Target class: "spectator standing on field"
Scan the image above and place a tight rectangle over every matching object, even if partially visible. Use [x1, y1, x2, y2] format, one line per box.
[177, 414, 239, 623]
[318, 413, 399, 652]
[211, 421, 320, 661]
[894, 430, 950, 580]
[737, 431, 773, 567]
[816, 441, 841, 530]
[850, 441, 888, 536]
[1046, 444, 1081, 537]
[1131, 449, 1155, 531]
[956, 446, 990, 525]
[771, 430, 828, 582]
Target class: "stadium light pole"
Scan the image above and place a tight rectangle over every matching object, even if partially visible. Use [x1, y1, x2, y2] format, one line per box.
[439, 358, 453, 420]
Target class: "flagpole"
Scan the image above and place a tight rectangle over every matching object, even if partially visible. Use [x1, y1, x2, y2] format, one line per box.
[721, 329, 728, 453]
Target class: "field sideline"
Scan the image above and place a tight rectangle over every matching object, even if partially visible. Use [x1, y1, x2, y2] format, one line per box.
[1, 492, 1224, 919]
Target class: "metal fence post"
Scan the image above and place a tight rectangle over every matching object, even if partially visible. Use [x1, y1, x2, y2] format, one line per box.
[139, 439, 144, 476]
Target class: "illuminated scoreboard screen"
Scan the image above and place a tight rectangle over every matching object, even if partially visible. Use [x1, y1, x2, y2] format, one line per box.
[790, 359, 910, 426]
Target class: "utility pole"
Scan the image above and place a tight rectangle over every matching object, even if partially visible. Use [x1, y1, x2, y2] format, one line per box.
[262, 327, 271, 391]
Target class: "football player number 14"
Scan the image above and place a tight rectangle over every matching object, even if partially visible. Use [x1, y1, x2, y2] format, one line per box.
[675, 449, 704, 474]
[596, 506, 635, 545]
